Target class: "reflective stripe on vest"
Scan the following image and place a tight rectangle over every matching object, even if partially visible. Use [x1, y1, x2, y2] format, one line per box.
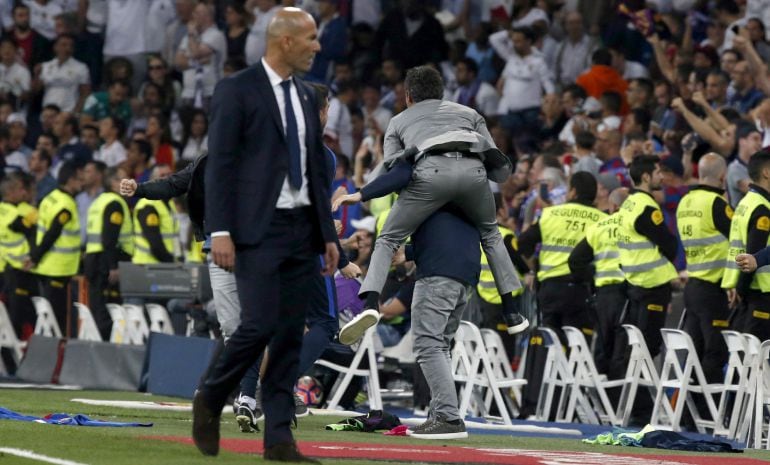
[676, 188, 729, 283]
[132, 198, 178, 264]
[33, 189, 81, 277]
[722, 190, 770, 290]
[537, 202, 606, 282]
[86, 192, 134, 255]
[585, 213, 624, 287]
[477, 225, 522, 303]
[616, 192, 677, 288]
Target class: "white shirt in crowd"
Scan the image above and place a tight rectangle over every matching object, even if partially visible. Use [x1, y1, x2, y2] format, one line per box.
[363, 106, 392, 135]
[181, 135, 208, 161]
[24, 0, 62, 41]
[95, 140, 127, 168]
[551, 35, 596, 88]
[39, 56, 90, 112]
[5, 151, 29, 173]
[145, 0, 177, 54]
[0, 61, 31, 99]
[85, 0, 107, 33]
[352, 0, 381, 28]
[0, 1, 12, 30]
[180, 25, 226, 100]
[512, 7, 549, 28]
[451, 81, 500, 116]
[263, 58, 310, 209]
[326, 96, 354, 159]
[244, 5, 281, 66]
[103, 0, 149, 56]
[490, 30, 554, 113]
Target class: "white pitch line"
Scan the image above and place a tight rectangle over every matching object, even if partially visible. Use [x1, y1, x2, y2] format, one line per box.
[0, 448, 89, 465]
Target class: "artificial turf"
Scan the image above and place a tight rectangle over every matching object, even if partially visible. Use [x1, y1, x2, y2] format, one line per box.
[1, 389, 770, 464]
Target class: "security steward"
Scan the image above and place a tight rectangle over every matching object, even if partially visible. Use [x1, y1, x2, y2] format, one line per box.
[568, 187, 629, 379]
[84, 167, 134, 340]
[518, 172, 606, 342]
[0, 172, 38, 339]
[26, 162, 83, 337]
[477, 193, 529, 356]
[616, 155, 678, 361]
[676, 153, 732, 384]
[724, 149, 770, 341]
[132, 166, 179, 265]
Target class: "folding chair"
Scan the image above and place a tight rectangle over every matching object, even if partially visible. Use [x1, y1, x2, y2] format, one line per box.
[0, 301, 25, 367]
[315, 325, 382, 410]
[31, 296, 62, 338]
[562, 326, 622, 425]
[481, 328, 527, 418]
[617, 324, 671, 427]
[106, 303, 127, 344]
[73, 303, 102, 341]
[715, 331, 751, 438]
[651, 329, 722, 434]
[146, 303, 174, 335]
[534, 327, 597, 424]
[122, 304, 150, 345]
[731, 333, 762, 445]
[753, 340, 770, 449]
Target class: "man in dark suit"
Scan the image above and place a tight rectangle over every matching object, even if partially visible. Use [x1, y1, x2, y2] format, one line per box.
[193, 8, 338, 463]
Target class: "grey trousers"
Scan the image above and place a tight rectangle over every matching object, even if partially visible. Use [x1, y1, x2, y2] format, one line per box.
[360, 155, 521, 297]
[413, 276, 470, 421]
[207, 254, 241, 340]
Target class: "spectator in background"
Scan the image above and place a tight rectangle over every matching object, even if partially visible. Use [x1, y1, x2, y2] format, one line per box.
[596, 128, 629, 187]
[5, 113, 30, 172]
[307, 0, 348, 83]
[163, 0, 195, 67]
[52, 112, 92, 174]
[244, 0, 280, 65]
[146, 113, 178, 169]
[29, 148, 54, 202]
[146, 0, 178, 56]
[36, 34, 90, 114]
[9, 3, 50, 68]
[728, 122, 762, 207]
[35, 132, 57, 161]
[80, 124, 100, 154]
[75, 160, 105, 243]
[125, 139, 154, 184]
[598, 91, 623, 132]
[652, 80, 677, 135]
[360, 82, 392, 137]
[571, 130, 601, 176]
[332, 154, 362, 239]
[451, 57, 499, 117]
[720, 48, 741, 75]
[176, 2, 227, 108]
[490, 26, 554, 135]
[0, 38, 30, 110]
[728, 60, 765, 114]
[81, 79, 132, 127]
[576, 48, 628, 112]
[374, 0, 448, 70]
[180, 109, 208, 161]
[325, 80, 355, 158]
[627, 78, 654, 111]
[747, 17, 770, 62]
[657, 155, 688, 272]
[224, 2, 250, 62]
[552, 11, 596, 89]
[465, 24, 497, 84]
[25, 0, 61, 42]
[139, 55, 180, 114]
[538, 92, 568, 146]
[94, 116, 126, 168]
[103, 0, 150, 94]
[705, 69, 730, 108]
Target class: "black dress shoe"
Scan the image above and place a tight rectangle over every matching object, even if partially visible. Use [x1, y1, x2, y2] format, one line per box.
[263, 442, 320, 463]
[192, 390, 221, 456]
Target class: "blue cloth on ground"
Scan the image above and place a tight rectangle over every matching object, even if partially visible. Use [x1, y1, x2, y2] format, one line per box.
[640, 430, 742, 453]
[0, 407, 153, 427]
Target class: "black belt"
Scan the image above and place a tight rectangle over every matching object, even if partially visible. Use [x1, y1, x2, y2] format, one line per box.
[426, 149, 477, 159]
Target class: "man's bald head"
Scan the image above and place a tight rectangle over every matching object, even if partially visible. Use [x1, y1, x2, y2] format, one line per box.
[264, 7, 320, 75]
[608, 187, 629, 212]
[698, 152, 727, 185]
[267, 7, 314, 41]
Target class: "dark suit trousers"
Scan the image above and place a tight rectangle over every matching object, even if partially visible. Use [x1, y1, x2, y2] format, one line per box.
[200, 207, 318, 448]
[682, 278, 729, 384]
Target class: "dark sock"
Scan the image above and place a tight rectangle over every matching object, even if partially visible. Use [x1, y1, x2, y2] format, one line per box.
[501, 292, 518, 315]
[364, 291, 380, 310]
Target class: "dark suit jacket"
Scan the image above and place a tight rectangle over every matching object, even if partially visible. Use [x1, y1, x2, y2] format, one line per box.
[204, 63, 336, 251]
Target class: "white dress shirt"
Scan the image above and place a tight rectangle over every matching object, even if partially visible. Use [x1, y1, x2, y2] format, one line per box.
[40, 57, 90, 112]
[490, 30, 554, 113]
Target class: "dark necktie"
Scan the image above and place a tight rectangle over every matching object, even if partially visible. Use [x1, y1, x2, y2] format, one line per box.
[280, 79, 302, 190]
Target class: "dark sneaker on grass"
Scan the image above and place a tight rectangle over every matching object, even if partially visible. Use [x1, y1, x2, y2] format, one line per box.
[503, 312, 529, 335]
[409, 414, 467, 440]
[338, 308, 380, 345]
[235, 403, 261, 433]
[294, 393, 309, 418]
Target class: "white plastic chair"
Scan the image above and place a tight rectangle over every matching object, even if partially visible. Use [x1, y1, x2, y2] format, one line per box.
[0, 301, 25, 365]
[534, 327, 598, 424]
[562, 326, 622, 426]
[481, 328, 526, 418]
[731, 333, 762, 445]
[715, 331, 751, 438]
[31, 296, 62, 338]
[122, 304, 150, 345]
[106, 303, 127, 344]
[73, 303, 102, 341]
[315, 325, 382, 410]
[651, 329, 722, 434]
[753, 340, 770, 449]
[617, 324, 671, 427]
[146, 303, 174, 335]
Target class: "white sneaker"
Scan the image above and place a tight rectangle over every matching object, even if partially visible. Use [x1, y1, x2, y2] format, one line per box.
[338, 309, 380, 345]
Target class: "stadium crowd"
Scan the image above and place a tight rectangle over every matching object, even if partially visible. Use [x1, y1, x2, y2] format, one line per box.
[4, 0, 770, 426]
